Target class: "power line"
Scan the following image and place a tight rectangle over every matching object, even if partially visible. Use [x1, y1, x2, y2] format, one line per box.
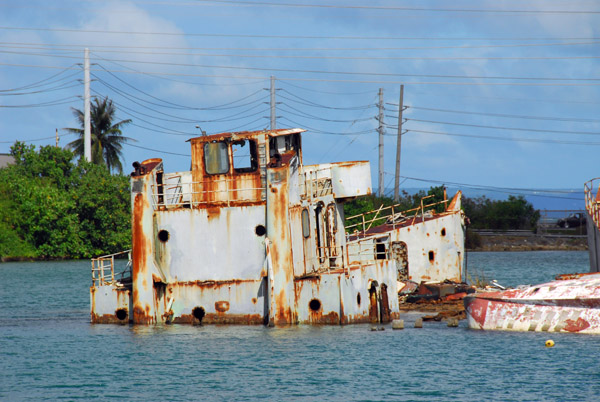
[279, 89, 375, 110]
[3, 62, 599, 86]
[127, 121, 196, 137]
[124, 142, 191, 157]
[279, 104, 374, 123]
[389, 105, 600, 123]
[404, 118, 600, 135]
[190, 0, 600, 14]
[278, 116, 373, 136]
[1, 25, 599, 41]
[278, 80, 379, 95]
[93, 74, 269, 123]
[399, 175, 583, 201]
[0, 64, 79, 92]
[0, 132, 75, 144]
[95, 62, 268, 110]
[3, 40, 600, 51]
[6, 0, 600, 17]
[8, 49, 600, 82]
[406, 129, 600, 146]
[0, 81, 80, 96]
[3, 44, 598, 61]
[0, 95, 79, 108]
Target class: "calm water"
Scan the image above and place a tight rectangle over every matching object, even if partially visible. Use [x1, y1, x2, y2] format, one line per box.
[1, 251, 600, 401]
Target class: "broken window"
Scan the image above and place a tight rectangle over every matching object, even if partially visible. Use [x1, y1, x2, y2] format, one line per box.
[232, 139, 258, 173]
[269, 133, 301, 163]
[204, 141, 229, 174]
[375, 237, 389, 260]
[391, 241, 408, 281]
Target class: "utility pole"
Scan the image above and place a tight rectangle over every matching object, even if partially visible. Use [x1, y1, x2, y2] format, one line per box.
[84, 48, 91, 162]
[270, 76, 276, 130]
[55, 128, 59, 147]
[377, 88, 385, 197]
[393, 85, 404, 202]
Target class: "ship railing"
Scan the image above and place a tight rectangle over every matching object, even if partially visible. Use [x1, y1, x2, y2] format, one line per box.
[151, 177, 266, 208]
[346, 234, 392, 261]
[91, 250, 132, 287]
[163, 174, 184, 205]
[300, 167, 333, 200]
[585, 178, 600, 231]
[345, 195, 449, 238]
[304, 235, 392, 273]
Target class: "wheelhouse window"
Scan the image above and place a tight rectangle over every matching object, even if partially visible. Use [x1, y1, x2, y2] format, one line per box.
[204, 141, 229, 174]
[269, 133, 301, 161]
[232, 139, 258, 173]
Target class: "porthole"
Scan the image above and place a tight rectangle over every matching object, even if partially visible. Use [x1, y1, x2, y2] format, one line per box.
[309, 299, 321, 312]
[357, 293, 361, 306]
[158, 230, 169, 242]
[255, 225, 266, 236]
[115, 308, 128, 321]
[429, 251, 435, 262]
[192, 306, 205, 322]
[441, 228, 446, 236]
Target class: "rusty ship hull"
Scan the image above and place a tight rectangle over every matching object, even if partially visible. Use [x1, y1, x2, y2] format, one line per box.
[90, 128, 466, 325]
[464, 274, 600, 334]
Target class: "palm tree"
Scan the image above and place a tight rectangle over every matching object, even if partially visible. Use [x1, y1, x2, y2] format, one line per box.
[65, 97, 133, 173]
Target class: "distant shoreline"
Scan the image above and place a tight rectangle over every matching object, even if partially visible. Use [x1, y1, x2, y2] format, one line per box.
[468, 234, 588, 252]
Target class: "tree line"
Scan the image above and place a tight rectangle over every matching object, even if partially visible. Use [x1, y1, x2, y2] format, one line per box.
[0, 143, 131, 259]
[0, 97, 133, 260]
[343, 186, 540, 233]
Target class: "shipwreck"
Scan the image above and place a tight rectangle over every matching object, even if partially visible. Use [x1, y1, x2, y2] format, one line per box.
[91, 128, 466, 325]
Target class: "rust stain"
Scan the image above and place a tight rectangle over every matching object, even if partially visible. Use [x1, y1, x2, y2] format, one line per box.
[173, 313, 264, 325]
[308, 311, 340, 325]
[368, 286, 378, 323]
[275, 289, 291, 325]
[215, 301, 230, 313]
[178, 278, 257, 288]
[564, 317, 591, 332]
[91, 313, 129, 324]
[379, 283, 391, 323]
[132, 191, 154, 324]
[133, 304, 154, 324]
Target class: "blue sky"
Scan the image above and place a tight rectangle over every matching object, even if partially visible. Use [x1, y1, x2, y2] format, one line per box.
[0, 0, 598, 199]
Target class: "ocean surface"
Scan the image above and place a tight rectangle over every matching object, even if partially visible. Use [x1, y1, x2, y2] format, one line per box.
[1, 251, 599, 401]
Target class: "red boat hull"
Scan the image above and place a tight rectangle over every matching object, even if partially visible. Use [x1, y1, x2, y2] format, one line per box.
[464, 274, 600, 334]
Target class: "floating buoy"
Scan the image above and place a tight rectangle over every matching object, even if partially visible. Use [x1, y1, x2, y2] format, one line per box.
[545, 339, 555, 348]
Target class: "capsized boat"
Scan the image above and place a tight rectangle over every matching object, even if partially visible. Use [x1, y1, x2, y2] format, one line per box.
[90, 128, 466, 325]
[464, 273, 600, 333]
[465, 177, 600, 333]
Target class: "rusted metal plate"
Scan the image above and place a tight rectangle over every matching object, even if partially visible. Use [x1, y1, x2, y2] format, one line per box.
[154, 207, 266, 281]
[465, 274, 600, 333]
[90, 285, 131, 324]
[330, 161, 372, 198]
